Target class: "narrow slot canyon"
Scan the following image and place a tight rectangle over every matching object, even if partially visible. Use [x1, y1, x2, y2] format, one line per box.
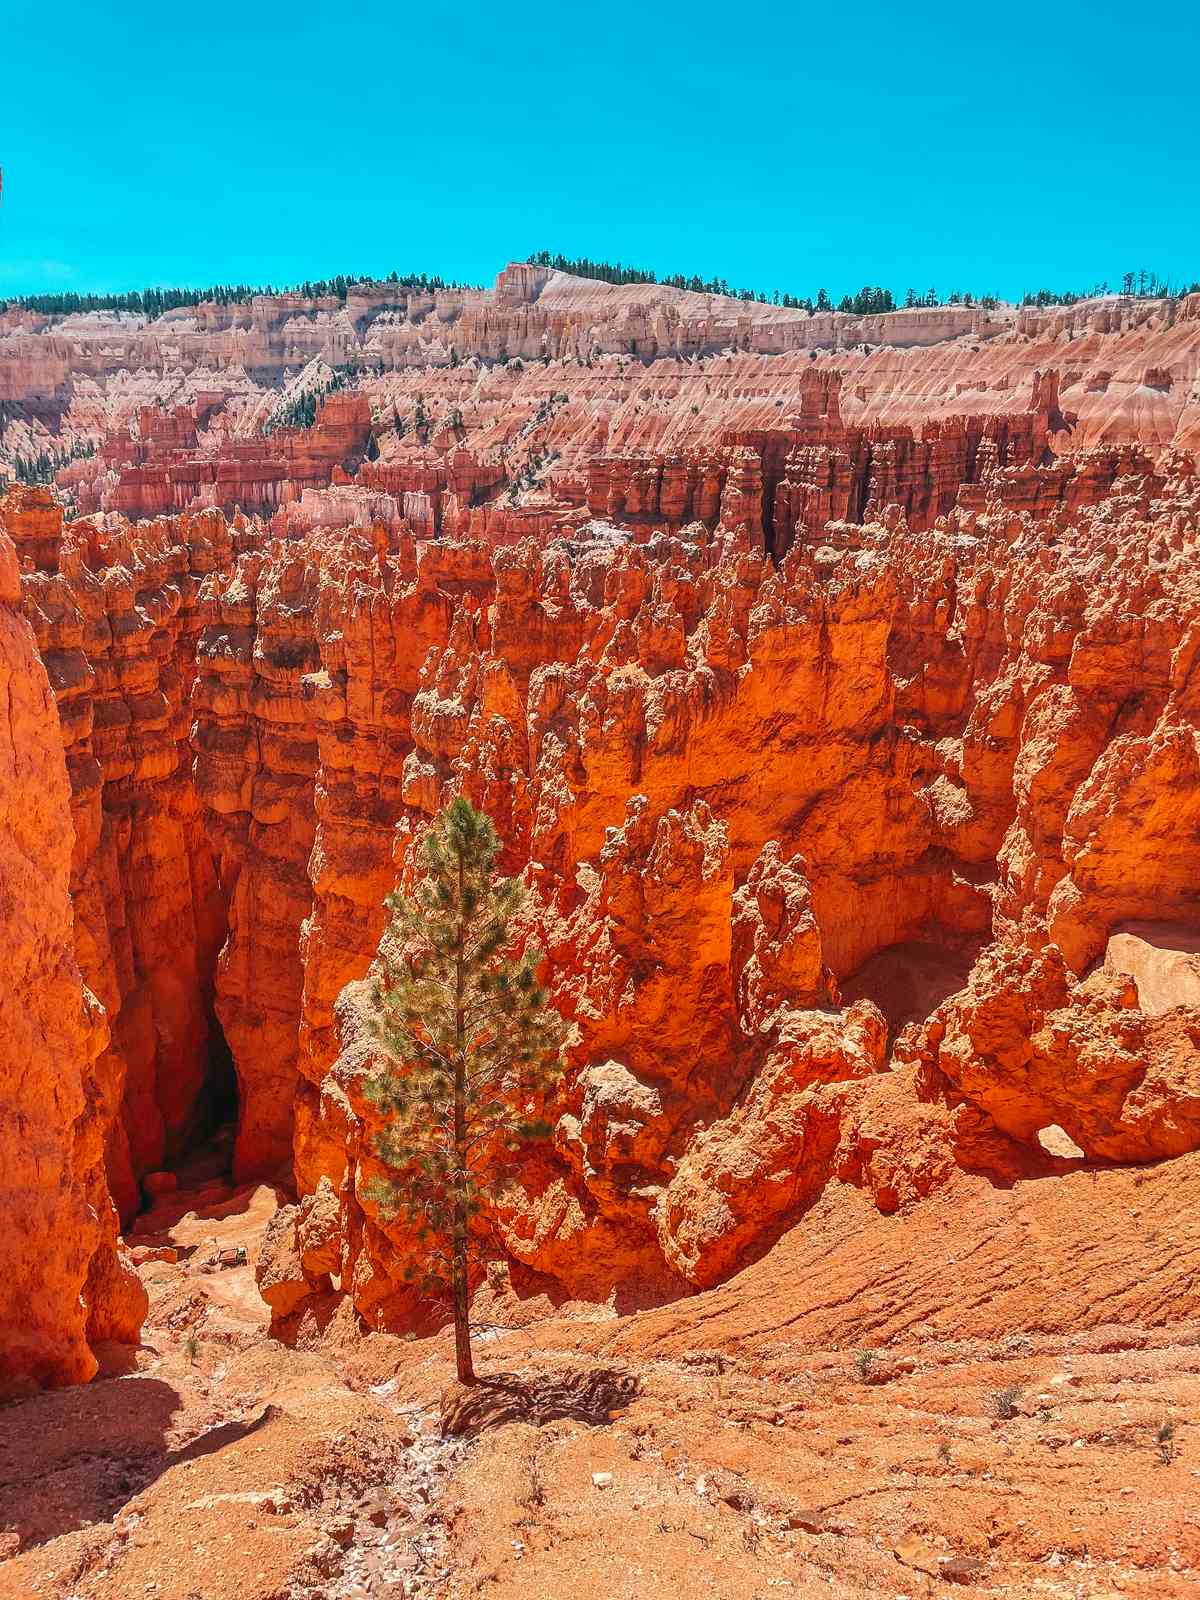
[196, 1016, 240, 1151]
[135, 1010, 243, 1206]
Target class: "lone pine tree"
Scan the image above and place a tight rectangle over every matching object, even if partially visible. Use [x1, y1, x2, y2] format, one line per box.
[363, 798, 566, 1383]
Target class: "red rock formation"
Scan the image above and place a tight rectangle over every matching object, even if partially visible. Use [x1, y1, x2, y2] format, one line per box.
[6, 275, 1200, 522]
[251, 441, 1200, 1328]
[5, 265, 1200, 1376]
[920, 940, 1200, 1161]
[0, 506, 144, 1386]
[13, 489, 236, 1217]
[192, 541, 321, 1178]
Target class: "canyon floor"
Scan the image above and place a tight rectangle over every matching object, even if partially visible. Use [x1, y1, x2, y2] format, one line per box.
[3, 1150, 1199, 1600]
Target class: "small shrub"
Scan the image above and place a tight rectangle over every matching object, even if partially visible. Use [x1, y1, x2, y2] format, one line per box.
[988, 1383, 1023, 1421]
[1156, 1421, 1176, 1465]
[183, 1332, 200, 1364]
[937, 1437, 952, 1465]
[854, 1349, 877, 1383]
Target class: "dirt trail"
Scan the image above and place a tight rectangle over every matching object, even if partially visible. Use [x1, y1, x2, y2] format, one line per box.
[1, 1162, 1198, 1598]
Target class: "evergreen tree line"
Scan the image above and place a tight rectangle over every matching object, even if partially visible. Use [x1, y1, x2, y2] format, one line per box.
[261, 362, 365, 434]
[1020, 270, 1200, 307]
[9, 257, 1200, 329]
[4, 437, 96, 485]
[530, 248, 812, 307]
[530, 249, 1200, 315]
[3, 270, 478, 321]
[840, 286, 896, 314]
[531, 252, 996, 314]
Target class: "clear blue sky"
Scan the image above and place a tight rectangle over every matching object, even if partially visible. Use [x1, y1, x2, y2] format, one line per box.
[3, 0, 1197, 303]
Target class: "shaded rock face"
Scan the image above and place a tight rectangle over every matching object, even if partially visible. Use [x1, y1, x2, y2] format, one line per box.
[2, 270, 1200, 1371]
[0, 518, 144, 1387]
[11, 487, 237, 1217]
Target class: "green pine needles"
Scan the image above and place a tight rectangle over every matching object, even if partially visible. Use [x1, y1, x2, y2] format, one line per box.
[362, 797, 566, 1383]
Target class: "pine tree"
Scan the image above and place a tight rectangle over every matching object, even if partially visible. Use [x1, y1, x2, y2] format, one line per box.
[362, 798, 567, 1384]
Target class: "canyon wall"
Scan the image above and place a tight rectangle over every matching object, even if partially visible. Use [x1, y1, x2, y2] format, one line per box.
[0, 510, 145, 1387]
[11, 488, 242, 1218]
[2, 264, 1200, 1374]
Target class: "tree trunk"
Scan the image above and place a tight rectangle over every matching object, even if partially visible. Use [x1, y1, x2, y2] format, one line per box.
[451, 1195, 474, 1385]
[452, 851, 475, 1385]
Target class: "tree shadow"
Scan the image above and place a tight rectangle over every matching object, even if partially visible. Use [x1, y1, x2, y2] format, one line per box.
[0, 1375, 276, 1552]
[502, 1255, 691, 1319]
[440, 1366, 642, 1438]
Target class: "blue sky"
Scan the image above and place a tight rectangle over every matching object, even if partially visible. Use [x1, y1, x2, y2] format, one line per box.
[2, 0, 1197, 303]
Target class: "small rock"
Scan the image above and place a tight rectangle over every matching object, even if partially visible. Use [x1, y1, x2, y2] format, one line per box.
[1036, 1124, 1086, 1159]
[940, 1556, 986, 1584]
[130, 1244, 178, 1266]
[305, 1535, 343, 1578]
[708, 1469, 756, 1512]
[591, 1471, 613, 1489]
[785, 1507, 827, 1533]
[895, 1533, 944, 1577]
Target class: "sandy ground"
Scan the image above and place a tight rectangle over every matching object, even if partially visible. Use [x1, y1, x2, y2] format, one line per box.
[1, 1156, 1199, 1600]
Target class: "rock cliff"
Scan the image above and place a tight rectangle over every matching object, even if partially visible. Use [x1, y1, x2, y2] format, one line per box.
[0, 509, 144, 1387]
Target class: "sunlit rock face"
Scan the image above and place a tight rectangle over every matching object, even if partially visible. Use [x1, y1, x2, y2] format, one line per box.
[2, 266, 1200, 1363]
[255, 448, 1200, 1328]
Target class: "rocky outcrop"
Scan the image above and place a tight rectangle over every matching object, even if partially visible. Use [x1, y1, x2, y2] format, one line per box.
[921, 941, 1200, 1161]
